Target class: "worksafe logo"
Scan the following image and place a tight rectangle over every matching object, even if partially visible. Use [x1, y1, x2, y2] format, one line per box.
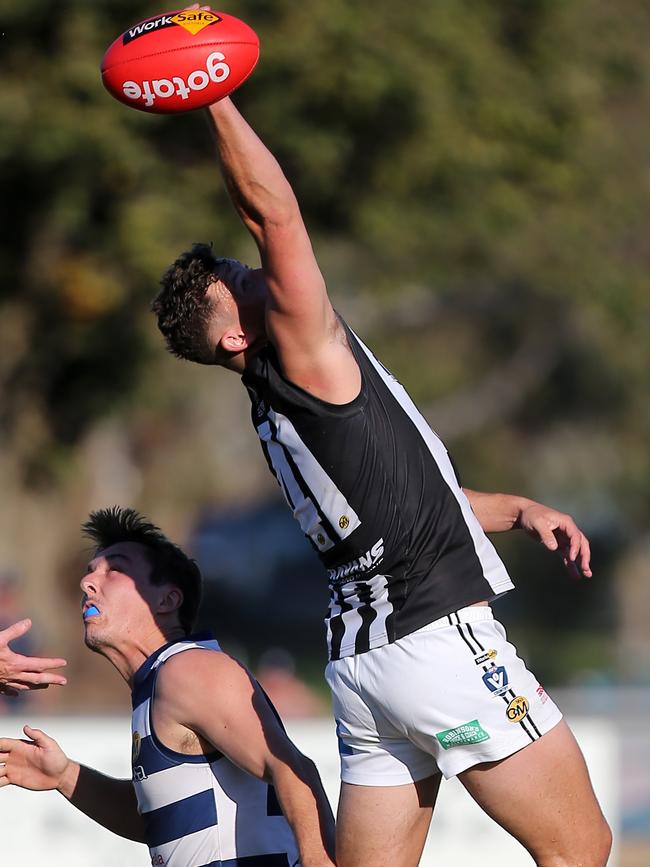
[435, 720, 490, 750]
[171, 10, 222, 35]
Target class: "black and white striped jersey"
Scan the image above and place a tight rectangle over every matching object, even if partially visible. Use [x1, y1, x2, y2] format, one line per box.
[241, 320, 514, 661]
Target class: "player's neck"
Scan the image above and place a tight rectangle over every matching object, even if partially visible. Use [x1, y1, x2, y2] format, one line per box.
[97, 625, 186, 686]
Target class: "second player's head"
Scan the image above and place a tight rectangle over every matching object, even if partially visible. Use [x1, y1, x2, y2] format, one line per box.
[152, 243, 267, 370]
[79, 506, 202, 662]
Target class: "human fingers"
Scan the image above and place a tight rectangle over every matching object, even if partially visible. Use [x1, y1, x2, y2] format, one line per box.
[576, 534, 592, 578]
[23, 725, 53, 747]
[13, 654, 67, 674]
[7, 668, 67, 686]
[0, 619, 32, 645]
[2, 681, 32, 691]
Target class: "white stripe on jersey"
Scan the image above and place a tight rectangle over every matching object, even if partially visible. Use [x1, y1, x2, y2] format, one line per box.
[351, 330, 514, 598]
[134, 762, 212, 814]
[329, 574, 394, 657]
[152, 826, 219, 867]
[257, 407, 362, 552]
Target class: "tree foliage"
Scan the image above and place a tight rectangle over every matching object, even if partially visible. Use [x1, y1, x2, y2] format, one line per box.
[1, 0, 649, 683]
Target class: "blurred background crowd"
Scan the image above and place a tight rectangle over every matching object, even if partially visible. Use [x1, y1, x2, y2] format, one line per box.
[1, 0, 649, 862]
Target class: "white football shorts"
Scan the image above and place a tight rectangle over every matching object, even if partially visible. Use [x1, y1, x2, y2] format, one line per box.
[325, 604, 562, 783]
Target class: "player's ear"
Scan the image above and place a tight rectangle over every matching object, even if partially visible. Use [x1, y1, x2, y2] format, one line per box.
[219, 328, 251, 354]
[157, 586, 183, 616]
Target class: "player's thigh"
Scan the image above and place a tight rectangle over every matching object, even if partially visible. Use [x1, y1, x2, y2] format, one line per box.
[459, 720, 612, 866]
[336, 774, 441, 867]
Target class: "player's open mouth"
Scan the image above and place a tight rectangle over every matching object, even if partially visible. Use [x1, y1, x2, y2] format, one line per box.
[83, 603, 101, 621]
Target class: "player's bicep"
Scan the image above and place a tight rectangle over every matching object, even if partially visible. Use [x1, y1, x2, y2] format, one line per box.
[158, 652, 288, 781]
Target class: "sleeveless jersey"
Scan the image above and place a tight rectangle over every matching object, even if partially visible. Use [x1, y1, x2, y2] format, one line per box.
[241, 320, 514, 661]
[131, 635, 300, 867]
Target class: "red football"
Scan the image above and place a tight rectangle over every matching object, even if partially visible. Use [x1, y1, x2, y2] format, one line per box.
[101, 8, 259, 114]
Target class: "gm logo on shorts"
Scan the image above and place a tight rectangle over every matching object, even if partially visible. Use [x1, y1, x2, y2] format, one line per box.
[506, 695, 529, 723]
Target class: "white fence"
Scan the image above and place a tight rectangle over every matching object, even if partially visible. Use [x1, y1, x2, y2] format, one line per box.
[0, 716, 619, 866]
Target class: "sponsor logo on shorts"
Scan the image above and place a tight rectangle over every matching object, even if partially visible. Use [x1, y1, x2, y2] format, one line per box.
[474, 649, 497, 665]
[435, 719, 490, 750]
[123, 10, 221, 44]
[481, 663, 510, 697]
[536, 684, 549, 704]
[506, 695, 529, 723]
[121, 51, 231, 108]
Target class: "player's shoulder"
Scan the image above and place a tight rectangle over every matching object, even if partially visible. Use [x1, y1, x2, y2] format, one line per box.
[156, 646, 251, 695]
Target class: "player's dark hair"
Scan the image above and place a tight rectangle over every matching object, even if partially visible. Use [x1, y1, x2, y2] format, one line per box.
[152, 242, 224, 363]
[82, 506, 202, 635]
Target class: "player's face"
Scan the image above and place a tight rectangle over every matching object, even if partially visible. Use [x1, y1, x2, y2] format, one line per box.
[80, 542, 160, 653]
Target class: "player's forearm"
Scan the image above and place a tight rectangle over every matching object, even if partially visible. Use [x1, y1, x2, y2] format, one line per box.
[464, 489, 535, 533]
[269, 754, 336, 867]
[207, 98, 299, 235]
[57, 761, 146, 843]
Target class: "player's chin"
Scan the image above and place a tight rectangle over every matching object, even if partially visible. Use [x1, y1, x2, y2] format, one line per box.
[83, 622, 108, 652]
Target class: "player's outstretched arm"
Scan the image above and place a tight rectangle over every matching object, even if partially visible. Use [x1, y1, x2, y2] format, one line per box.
[463, 489, 592, 578]
[156, 650, 336, 867]
[206, 98, 359, 400]
[0, 725, 146, 843]
[0, 620, 67, 696]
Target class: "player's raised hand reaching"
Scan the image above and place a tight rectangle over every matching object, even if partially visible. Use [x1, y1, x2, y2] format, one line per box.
[518, 503, 592, 579]
[0, 620, 67, 696]
[0, 725, 70, 791]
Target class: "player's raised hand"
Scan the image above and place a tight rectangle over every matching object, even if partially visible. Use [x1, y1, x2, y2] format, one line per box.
[0, 620, 67, 696]
[0, 725, 70, 791]
[518, 504, 592, 579]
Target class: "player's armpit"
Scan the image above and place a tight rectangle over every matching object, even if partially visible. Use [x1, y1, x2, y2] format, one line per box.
[154, 651, 336, 866]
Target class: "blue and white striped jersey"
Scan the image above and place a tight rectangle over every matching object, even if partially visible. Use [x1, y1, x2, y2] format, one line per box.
[131, 635, 300, 867]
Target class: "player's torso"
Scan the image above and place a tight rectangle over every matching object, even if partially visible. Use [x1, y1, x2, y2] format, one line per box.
[242, 322, 514, 660]
[131, 637, 299, 867]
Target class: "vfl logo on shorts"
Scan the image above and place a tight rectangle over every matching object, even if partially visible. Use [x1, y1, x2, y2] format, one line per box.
[506, 695, 529, 723]
[481, 664, 509, 697]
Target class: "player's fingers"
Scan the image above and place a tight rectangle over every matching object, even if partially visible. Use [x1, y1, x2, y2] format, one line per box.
[13, 655, 67, 673]
[2, 682, 31, 691]
[0, 619, 32, 644]
[8, 669, 66, 686]
[537, 523, 558, 551]
[23, 725, 51, 746]
[579, 536, 592, 577]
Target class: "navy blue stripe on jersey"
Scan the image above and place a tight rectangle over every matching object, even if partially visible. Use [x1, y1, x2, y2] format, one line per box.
[143, 788, 217, 847]
[203, 855, 291, 867]
[136, 734, 181, 776]
[267, 785, 283, 816]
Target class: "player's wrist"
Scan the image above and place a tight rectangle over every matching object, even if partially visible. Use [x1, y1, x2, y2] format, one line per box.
[512, 496, 538, 529]
[55, 758, 79, 798]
